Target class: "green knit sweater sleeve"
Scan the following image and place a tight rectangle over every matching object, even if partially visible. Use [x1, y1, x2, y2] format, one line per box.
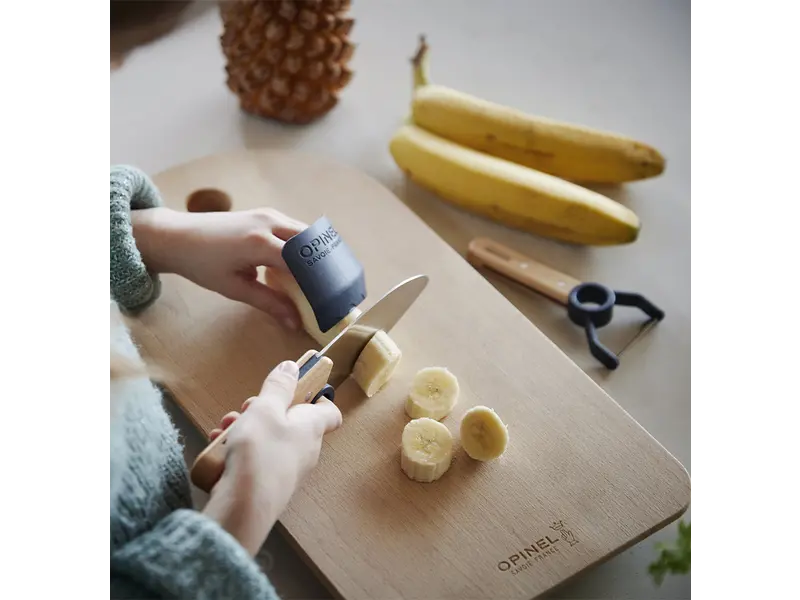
[111, 509, 280, 599]
[110, 165, 162, 313]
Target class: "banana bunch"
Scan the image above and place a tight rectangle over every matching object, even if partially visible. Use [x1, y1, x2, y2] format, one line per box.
[267, 269, 509, 482]
[388, 36, 667, 246]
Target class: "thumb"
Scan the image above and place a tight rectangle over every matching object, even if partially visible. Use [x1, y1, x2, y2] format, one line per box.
[258, 360, 300, 411]
[231, 279, 302, 331]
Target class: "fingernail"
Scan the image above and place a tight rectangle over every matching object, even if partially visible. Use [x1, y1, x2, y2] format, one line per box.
[278, 360, 299, 376]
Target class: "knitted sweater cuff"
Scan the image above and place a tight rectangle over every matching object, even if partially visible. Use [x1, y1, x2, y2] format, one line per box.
[110, 165, 163, 314]
[111, 508, 279, 600]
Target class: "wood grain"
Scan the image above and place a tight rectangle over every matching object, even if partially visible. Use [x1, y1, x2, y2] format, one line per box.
[129, 149, 691, 600]
[467, 238, 583, 306]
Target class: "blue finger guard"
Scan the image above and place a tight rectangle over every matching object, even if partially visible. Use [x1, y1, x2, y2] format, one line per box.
[281, 215, 367, 333]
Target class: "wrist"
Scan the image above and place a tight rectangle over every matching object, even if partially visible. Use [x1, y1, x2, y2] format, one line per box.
[130, 207, 191, 275]
[202, 469, 280, 556]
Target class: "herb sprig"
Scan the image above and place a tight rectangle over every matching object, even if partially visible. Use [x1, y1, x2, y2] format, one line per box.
[648, 520, 690, 586]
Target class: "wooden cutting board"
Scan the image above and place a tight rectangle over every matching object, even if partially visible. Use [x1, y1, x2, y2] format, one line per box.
[129, 149, 690, 600]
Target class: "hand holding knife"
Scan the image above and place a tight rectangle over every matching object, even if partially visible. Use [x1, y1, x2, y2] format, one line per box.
[190, 274, 429, 493]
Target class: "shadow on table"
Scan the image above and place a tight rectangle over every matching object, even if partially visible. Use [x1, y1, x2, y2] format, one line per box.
[582, 182, 634, 208]
[111, 0, 213, 70]
[236, 109, 333, 154]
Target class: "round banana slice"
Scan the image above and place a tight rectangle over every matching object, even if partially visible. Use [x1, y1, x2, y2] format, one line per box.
[400, 417, 454, 482]
[405, 366, 459, 420]
[460, 405, 509, 461]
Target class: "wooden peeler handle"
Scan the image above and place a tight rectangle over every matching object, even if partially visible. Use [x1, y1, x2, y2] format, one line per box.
[466, 238, 582, 306]
[189, 349, 333, 493]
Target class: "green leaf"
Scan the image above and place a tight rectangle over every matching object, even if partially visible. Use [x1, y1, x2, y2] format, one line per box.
[648, 520, 690, 586]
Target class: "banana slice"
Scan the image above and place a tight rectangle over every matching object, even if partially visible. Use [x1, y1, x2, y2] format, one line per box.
[460, 405, 509, 461]
[405, 366, 459, 420]
[351, 330, 402, 397]
[266, 267, 404, 396]
[265, 267, 362, 346]
[400, 417, 454, 482]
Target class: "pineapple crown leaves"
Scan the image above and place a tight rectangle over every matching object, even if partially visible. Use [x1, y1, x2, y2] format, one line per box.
[648, 520, 690, 586]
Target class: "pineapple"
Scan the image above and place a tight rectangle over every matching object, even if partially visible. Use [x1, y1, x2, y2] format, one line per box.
[219, 0, 356, 125]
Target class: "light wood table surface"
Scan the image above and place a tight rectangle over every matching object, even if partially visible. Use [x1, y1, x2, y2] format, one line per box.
[111, 2, 690, 598]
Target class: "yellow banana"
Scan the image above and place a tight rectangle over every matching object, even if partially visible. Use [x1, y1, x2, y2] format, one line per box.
[409, 36, 665, 184]
[389, 123, 640, 245]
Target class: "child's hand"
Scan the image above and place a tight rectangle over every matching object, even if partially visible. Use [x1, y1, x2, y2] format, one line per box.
[131, 206, 306, 330]
[201, 360, 342, 556]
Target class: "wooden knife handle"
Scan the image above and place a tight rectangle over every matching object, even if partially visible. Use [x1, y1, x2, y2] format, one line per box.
[466, 237, 582, 306]
[189, 349, 333, 493]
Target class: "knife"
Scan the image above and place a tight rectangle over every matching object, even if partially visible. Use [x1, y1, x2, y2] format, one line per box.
[190, 273, 429, 493]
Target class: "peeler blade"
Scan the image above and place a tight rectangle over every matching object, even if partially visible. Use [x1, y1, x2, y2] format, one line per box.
[615, 317, 660, 360]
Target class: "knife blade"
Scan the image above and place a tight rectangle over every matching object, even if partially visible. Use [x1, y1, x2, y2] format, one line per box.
[300, 273, 429, 389]
[190, 273, 429, 492]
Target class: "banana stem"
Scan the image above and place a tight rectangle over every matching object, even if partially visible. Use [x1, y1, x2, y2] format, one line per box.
[402, 35, 431, 126]
[411, 34, 431, 90]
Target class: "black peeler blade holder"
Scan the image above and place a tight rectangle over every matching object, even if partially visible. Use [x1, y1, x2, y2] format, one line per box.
[280, 215, 367, 334]
[566, 282, 664, 369]
[467, 238, 665, 370]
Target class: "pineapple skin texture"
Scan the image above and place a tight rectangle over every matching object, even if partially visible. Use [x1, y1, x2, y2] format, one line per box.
[219, 0, 355, 124]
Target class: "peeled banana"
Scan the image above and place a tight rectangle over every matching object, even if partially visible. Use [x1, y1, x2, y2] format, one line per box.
[266, 267, 402, 397]
[351, 330, 402, 397]
[410, 36, 665, 184]
[400, 417, 454, 482]
[405, 366, 459, 420]
[460, 405, 509, 461]
[265, 267, 362, 346]
[390, 124, 640, 245]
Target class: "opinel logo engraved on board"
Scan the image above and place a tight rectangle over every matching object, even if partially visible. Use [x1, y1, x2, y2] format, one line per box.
[496, 520, 581, 575]
[550, 519, 580, 547]
[299, 225, 343, 266]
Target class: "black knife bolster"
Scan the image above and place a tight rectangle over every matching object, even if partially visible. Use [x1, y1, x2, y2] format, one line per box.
[312, 384, 335, 404]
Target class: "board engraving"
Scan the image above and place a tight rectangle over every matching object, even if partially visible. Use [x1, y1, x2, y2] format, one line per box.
[496, 521, 581, 575]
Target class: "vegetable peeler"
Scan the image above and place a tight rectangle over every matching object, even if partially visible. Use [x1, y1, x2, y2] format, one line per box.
[467, 237, 664, 370]
[190, 216, 429, 493]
